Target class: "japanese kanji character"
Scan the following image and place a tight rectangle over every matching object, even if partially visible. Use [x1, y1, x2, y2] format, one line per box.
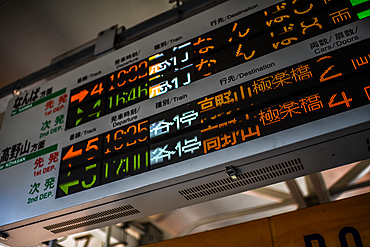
[330, 8, 351, 24]
[299, 94, 323, 113]
[54, 115, 64, 126]
[228, 23, 250, 42]
[193, 37, 214, 55]
[344, 28, 356, 37]
[177, 110, 199, 128]
[41, 120, 51, 131]
[293, 2, 313, 15]
[272, 70, 292, 88]
[264, 2, 286, 16]
[195, 58, 217, 77]
[29, 182, 41, 195]
[31, 143, 38, 152]
[46, 88, 53, 96]
[236, 44, 255, 61]
[335, 32, 345, 40]
[13, 96, 23, 109]
[273, 37, 298, 49]
[252, 76, 272, 94]
[309, 41, 319, 49]
[9, 143, 21, 160]
[198, 97, 215, 113]
[58, 94, 68, 105]
[203, 136, 221, 154]
[258, 108, 280, 125]
[241, 125, 260, 141]
[291, 64, 312, 82]
[34, 157, 44, 169]
[20, 140, 30, 156]
[45, 100, 54, 111]
[0, 147, 11, 163]
[279, 101, 301, 119]
[44, 177, 55, 190]
[29, 88, 40, 102]
[150, 145, 176, 164]
[38, 140, 45, 150]
[221, 131, 239, 147]
[48, 151, 59, 164]
[150, 120, 174, 137]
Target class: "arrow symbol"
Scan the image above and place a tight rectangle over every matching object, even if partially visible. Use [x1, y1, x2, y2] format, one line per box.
[71, 89, 89, 103]
[62, 145, 82, 161]
[59, 180, 79, 195]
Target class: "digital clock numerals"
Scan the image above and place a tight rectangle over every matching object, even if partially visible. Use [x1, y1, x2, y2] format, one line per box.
[150, 130, 203, 169]
[102, 147, 149, 184]
[108, 60, 148, 92]
[106, 81, 148, 114]
[104, 119, 149, 155]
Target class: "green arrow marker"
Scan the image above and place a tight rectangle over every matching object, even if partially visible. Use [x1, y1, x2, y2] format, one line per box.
[76, 118, 83, 126]
[59, 180, 79, 195]
[93, 99, 101, 108]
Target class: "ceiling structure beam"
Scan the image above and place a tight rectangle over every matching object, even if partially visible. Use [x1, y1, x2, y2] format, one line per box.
[285, 179, 308, 209]
[307, 173, 332, 204]
[176, 199, 296, 237]
[329, 159, 370, 199]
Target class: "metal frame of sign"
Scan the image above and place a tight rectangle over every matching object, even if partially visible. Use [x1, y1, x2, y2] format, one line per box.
[1, 0, 370, 246]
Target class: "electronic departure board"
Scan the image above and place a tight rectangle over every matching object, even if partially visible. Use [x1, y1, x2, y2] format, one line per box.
[1, 0, 370, 246]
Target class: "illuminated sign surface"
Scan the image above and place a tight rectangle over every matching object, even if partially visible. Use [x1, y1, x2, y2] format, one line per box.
[1, 0, 370, 241]
[54, 0, 370, 197]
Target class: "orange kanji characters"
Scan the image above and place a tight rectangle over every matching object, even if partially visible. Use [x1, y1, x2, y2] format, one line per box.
[299, 94, 323, 113]
[193, 37, 214, 54]
[272, 70, 292, 89]
[258, 108, 280, 126]
[228, 22, 251, 42]
[351, 55, 370, 70]
[221, 131, 239, 147]
[291, 64, 312, 82]
[300, 17, 322, 35]
[252, 76, 273, 94]
[330, 8, 351, 24]
[241, 125, 260, 141]
[198, 97, 215, 113]
[264, 2, 287, 17]
[195, 58, 217, 77]
[272, 37, 298, 49]
[279, 101, 301, 119]
[266, 15, 290, 27]
[203, 136, 221, 154]
[215, 90, 237, 107]
[236, 44, 255, 61]
[292, 0, 313, 15]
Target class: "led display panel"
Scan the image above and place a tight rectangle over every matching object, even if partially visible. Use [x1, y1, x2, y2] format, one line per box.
[1, 0, 370, 246]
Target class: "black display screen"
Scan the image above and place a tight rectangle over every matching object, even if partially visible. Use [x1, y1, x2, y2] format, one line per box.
[65, 0, 359, 130]
[57, 0, 369, 198]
